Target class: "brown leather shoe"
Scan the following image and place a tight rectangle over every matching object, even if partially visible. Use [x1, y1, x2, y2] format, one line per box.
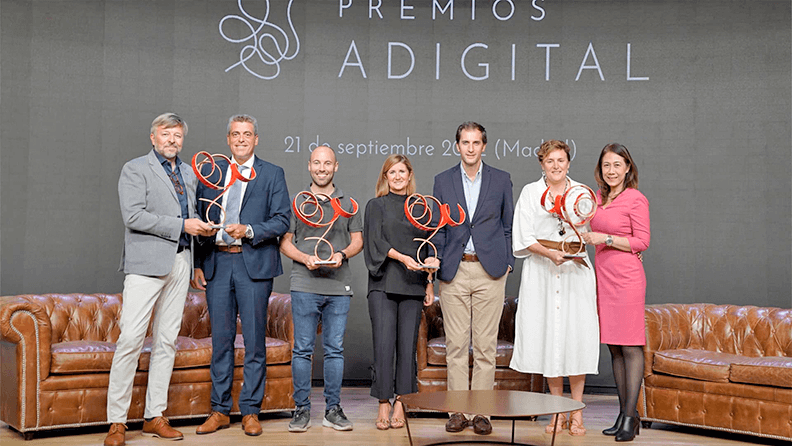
[104, 423, 126, 446]
[445, 413, 469, 433]
[196, 411, 230, 435]
[242, 414, 262, 436]
[472, 415, 492, 435]
[142, 416, 183, 440]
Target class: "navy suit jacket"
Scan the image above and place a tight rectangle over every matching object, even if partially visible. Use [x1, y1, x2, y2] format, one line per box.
[432, 162, 515, 282]
[195, 155, 291, 281]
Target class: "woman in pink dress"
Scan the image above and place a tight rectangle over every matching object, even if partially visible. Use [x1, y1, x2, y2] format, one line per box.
[582, 143, 650, 442]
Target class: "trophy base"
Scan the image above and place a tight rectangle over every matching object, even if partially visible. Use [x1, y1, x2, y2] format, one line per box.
[209, 224, 227, 229]
[419, 265, 439, 270]
[563, 253, 586, 259]
[313, 261, 337, 265]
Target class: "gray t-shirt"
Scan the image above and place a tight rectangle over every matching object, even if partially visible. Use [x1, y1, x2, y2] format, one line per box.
[288, 187, 363, 295]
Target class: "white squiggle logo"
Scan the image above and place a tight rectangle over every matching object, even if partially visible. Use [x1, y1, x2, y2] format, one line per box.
[219, 0, 300, 80]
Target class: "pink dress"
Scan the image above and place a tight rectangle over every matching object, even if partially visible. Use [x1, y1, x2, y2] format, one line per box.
[590, 188, 651, 345]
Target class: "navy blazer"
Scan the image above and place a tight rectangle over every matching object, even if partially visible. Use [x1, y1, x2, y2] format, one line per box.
[195, 155, 291, 280]
[431, 162, 515, 282]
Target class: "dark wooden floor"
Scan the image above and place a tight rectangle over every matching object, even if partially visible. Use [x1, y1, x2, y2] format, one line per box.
[1, 388, 786, 445]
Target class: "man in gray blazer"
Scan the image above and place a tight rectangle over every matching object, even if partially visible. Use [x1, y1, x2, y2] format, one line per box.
[105, 113, 215, 446]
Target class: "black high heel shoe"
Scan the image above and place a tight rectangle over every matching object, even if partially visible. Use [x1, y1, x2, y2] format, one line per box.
[602, 412, 624, 436]
[615, 415, 640, 442]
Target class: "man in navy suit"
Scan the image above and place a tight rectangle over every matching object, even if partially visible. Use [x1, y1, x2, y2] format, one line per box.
[191, 114, 291, 436]
[431, 122, 515, 436]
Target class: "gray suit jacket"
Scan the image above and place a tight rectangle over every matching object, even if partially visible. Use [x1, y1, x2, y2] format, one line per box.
[118, 149, 198, 276]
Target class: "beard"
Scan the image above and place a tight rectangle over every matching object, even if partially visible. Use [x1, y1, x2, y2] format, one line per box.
[311, 173, 334, 188]
[155, 143, 180, 159]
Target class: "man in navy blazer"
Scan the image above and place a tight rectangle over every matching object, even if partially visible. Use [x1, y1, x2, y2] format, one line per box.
[192, 114, 291, 436]
[431, 122, 515, 436]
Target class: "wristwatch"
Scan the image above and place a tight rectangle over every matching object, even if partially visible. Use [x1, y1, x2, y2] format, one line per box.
[339, 251, 348, 261]
[605, 235, 613, 247]
[245, 225, 254, 239]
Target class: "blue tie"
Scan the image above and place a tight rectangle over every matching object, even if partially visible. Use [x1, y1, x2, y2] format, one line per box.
[222, 165, 247, 244]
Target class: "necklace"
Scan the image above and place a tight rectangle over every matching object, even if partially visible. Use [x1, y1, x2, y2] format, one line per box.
[606, 187, 624, 206]
[544, 177, 570, 236]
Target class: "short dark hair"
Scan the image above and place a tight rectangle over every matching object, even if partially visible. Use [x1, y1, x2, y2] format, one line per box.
[455, 121, 487, 145]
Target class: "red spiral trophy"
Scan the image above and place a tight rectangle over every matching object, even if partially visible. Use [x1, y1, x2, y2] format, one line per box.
[540, 184, 597, 258]
[292, 191, 359, 265]
[404, 193, 466, 270]
[192, 151, 257, 228]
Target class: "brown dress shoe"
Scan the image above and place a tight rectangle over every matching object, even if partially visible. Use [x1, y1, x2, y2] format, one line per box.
[142, 416, 183, 440]
[472, 415, 492, 435]
[196, 411, 230, 435]
[445, 413, 469, 432]
[104, 423, 126, 446]
[242, 414, 262, 436]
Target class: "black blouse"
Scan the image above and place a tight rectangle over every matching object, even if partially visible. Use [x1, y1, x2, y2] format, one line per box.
[363, 192, 430, 296]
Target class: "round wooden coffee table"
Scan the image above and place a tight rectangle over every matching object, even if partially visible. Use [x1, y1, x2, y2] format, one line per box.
[397, 390, 585, 446]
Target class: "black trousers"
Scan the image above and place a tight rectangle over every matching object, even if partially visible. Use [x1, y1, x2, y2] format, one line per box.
[367, 290, 424, 400]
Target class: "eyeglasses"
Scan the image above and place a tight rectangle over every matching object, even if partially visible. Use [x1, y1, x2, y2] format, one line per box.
[168, 171, 184, 195]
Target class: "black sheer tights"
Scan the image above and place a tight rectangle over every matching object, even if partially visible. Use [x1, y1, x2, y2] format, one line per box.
[607, 344, 644, 418]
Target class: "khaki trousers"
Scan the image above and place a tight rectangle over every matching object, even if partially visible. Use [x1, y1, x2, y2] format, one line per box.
[439, 261, 508, 404]
[107, 249, 190, 422]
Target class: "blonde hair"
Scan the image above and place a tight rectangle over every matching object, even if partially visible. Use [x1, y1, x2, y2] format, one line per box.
[150, 112, 187, 136]
[375, 154, 416, 197]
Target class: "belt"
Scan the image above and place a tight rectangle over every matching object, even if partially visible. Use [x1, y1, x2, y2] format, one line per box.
[537, 239, 588, 268]
[217, 245, 243, 253]
[461, 253, 479, 262]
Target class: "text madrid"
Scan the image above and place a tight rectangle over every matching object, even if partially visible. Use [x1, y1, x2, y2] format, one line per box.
[337, 41, 650, 81]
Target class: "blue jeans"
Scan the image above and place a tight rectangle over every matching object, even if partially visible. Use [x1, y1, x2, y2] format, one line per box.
[291, 291, 351, 411]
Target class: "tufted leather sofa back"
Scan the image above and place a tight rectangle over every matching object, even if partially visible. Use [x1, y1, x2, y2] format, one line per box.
[18, 294, 124, 345]
[7, 291, 293, 347]
[645, 304, 792, 358]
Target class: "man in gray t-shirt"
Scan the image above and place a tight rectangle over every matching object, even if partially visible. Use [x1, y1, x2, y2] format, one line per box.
[280, 146, 363, 433]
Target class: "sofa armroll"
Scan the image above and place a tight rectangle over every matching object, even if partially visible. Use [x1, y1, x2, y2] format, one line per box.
[0, 296, 54, 382]
[0, 296, 55, 430]
[267, 293, 294, 350]
[417, 299, 433, 371]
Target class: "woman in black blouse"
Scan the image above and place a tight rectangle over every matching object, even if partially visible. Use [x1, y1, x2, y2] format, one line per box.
[364, 154, 439, 430]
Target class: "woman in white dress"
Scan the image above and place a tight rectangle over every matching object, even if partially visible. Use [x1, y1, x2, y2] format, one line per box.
[510, 140, 599, 436]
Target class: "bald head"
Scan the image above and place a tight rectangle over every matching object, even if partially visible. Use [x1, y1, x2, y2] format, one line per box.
[310, 145, 336, 163]
[308, 145, 338, 190]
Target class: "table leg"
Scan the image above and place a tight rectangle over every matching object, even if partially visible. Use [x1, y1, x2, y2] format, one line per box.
[511, 419, 515, 443]
[398, 396, 414, 446]
[549, 415, 559, 446]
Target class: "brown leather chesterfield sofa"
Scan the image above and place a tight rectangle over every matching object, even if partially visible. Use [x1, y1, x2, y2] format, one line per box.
[0, 291, 294, 439]
[640, 303, 792, 442]
[417, 295, 544, 394]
